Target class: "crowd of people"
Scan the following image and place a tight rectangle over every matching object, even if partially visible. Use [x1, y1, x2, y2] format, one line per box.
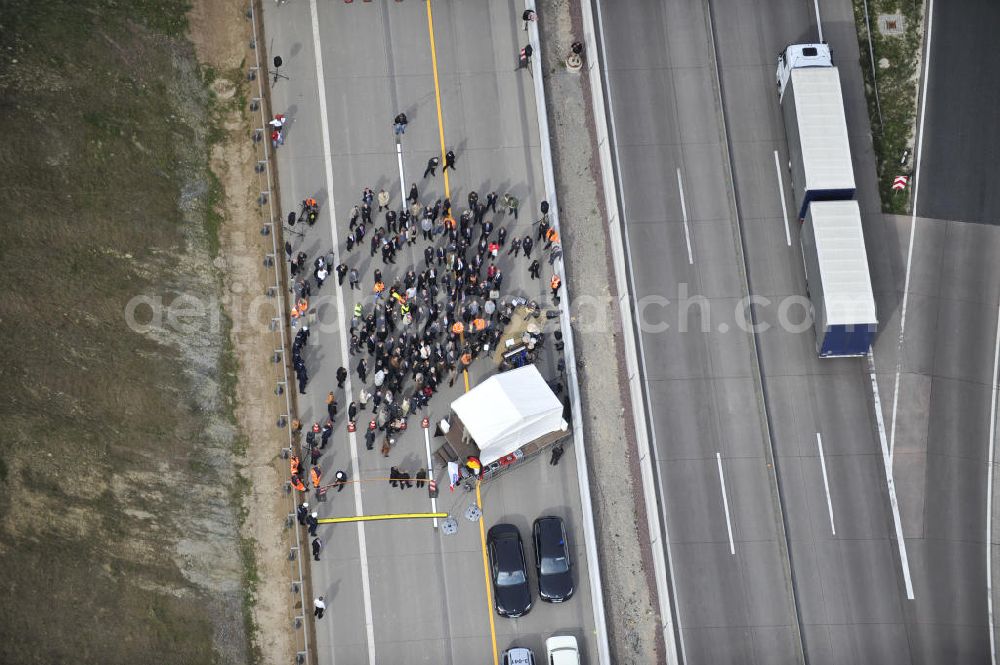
[284, 107, 564, 575]
[276, 7, 569, 626]
[286, 157, 563, 468]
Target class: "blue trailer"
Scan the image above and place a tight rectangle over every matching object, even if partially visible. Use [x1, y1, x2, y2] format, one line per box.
[800, 201, 877, 357]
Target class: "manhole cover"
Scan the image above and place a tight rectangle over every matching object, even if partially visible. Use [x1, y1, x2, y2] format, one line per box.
[441, 517, 458, 535]
[877, 14, 905, 36]
[464, 504, 482, 522]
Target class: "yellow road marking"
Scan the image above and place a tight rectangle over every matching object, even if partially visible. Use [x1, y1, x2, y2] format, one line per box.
[317, 512, 448, 524]
[425, 4, 493, 662]
[476, 480, 499, 665]
[424, 0, 451, 201]
[459, 330, 471, 392]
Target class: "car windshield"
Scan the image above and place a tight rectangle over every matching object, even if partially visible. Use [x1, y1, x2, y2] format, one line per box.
[541, 554, 569, 575]
[497, 568, 526, 586]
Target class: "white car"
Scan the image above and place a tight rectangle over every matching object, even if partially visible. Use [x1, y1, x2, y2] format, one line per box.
[545, 635, 580, 665]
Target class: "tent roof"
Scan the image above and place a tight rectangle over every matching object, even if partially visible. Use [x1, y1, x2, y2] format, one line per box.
[450, 365, 564, 462]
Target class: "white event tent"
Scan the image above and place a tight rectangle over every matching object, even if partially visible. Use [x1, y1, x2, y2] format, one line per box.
[449, 364, 567, 464]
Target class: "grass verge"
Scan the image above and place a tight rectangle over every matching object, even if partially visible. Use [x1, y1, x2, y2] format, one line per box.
[0, 1, 251, 662]
[852, 0, 924, 213]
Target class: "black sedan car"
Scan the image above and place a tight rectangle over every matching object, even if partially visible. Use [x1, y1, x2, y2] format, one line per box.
[487, 523, 533, 618]
[533, 516, 574, 602]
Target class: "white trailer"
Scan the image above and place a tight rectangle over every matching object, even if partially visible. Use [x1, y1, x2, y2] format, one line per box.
[777, 44, 856, 220]
[800, 200, 877, 357]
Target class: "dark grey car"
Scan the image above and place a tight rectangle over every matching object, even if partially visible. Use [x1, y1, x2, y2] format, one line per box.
[533, 516, 574, 603]
[487, 523, 533, 618]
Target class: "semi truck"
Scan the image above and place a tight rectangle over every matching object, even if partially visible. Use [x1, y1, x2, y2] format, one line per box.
[778, 43, 877, 357]
[800, 200, 877, 357]
[776, 44, 856, 220]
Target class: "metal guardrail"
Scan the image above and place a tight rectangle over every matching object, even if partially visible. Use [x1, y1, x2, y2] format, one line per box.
[246, 1, 311, 663]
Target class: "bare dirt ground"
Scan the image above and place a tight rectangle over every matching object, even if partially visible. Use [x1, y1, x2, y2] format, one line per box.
[538, 1, 664, 663]
[187, 0, 298, 662]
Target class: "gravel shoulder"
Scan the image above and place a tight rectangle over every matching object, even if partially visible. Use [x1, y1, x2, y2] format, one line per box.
[538, 1, 664, 662]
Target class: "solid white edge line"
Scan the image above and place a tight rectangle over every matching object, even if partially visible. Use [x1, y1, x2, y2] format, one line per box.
[889, 0, 934, 461]
[310, 2, 377, 662]
[816, 433, 836, 535]
[867, 351, 915, 599]
[586, 0, 683, 661]
[525, 3, 613, 664]
[716, 452, 736, 555]
[987, 303, 1000, 665]
[773, 150, 791, 247]
[676, 168, 694, 264]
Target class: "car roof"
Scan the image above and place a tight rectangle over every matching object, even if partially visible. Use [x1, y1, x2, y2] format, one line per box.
[503, 647, 534, 665]
[535, 516, 564, 537]
[489, 523, 521, 540]
[545, 635, 579, 663]
[535, 517, 566, 550]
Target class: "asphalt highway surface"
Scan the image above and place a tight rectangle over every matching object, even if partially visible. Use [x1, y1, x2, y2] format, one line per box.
[593, 0, 1000, 663]
[262, 1, 600, 663]
[918, 0, 1000, 224]
[258, 0, 1000, 662]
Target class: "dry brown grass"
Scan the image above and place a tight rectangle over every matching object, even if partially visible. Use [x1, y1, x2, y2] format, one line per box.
[0, 1, 250, 662]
